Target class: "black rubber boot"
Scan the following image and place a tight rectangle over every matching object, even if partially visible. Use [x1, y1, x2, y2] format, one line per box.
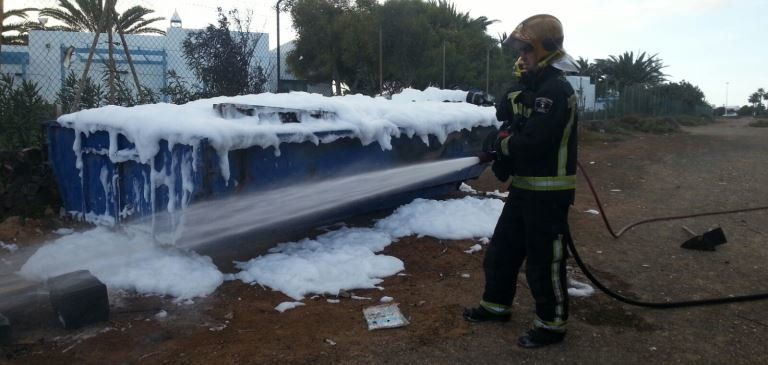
[517, 328, 565, 348]
[462, 306, 511, 323]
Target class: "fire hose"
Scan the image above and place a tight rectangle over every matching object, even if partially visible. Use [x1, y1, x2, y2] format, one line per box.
[572, 160, 768, 308]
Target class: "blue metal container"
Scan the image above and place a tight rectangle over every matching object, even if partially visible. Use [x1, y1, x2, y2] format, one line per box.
[47, 123, 491, 229]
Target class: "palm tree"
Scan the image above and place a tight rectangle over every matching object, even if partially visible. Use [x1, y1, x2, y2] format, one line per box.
[748, 92, 761, 110]
[39, 0, 165, 109]
[596, 51, 667, 91]
[1, 8, 42, 45]
[39, 0, 165, 35]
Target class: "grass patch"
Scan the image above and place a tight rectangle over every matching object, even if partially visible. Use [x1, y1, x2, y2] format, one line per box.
[748, 119, 768, 128]
[582, 115, 716, 135]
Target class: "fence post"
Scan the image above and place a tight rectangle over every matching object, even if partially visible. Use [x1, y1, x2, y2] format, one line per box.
[0, 0, 4, 73]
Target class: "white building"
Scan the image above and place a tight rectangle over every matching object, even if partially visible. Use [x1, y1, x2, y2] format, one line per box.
[565, 75, 598, 111]
[1, 12, 275, 103]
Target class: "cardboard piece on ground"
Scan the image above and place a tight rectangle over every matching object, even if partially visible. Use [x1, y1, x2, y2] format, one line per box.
[363, 303, 409, 330]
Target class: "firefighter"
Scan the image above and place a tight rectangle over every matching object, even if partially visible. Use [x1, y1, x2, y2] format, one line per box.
[464, 14, 579, 349]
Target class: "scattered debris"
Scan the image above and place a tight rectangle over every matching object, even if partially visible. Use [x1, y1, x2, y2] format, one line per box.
[154, 310, 168, 319]
[464, 244, 482, 254]
[352, 295, 372, 301]
[0, 241, 18, 253]
[584, 209, 600, 215]
[275, 301, 305, 313]
[324, 338, 337, 346]
[54, 228, 75, 235]
[337, 289, 352, 298]
[681, 226, 727, 251]
[327, 299, 340, 304]
[460, 273, 471, 279]
[610, 189, 622, 192]
[459, 183, 478, 194]
[380, 296, 394, 303]
[478, 237, 490, 245]
[224, 312, 234, 320]
[209, 324, 227, 332]
[363, 303, 409, 330]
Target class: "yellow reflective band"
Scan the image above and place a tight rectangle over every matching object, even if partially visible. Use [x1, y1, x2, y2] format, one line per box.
[480, 300, 511, 314]
[533, 316, 567, 333]
[500, 135, 511, 157]
[557, 94, 578, 176]
[552, 234, 565, 322]
[508, 91, 522, 116]
[510, 175, 576, 191]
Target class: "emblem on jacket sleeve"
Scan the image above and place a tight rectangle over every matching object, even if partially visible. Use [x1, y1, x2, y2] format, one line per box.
[534, 97, 554, 114]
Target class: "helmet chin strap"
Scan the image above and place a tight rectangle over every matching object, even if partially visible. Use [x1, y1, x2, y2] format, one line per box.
[537, 50, 563, 69]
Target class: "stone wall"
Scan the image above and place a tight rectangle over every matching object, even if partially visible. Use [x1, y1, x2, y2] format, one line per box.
[0, 148, 60, 219]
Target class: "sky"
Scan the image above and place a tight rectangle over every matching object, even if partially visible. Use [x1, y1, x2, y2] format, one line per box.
[10, 0, 768, 106]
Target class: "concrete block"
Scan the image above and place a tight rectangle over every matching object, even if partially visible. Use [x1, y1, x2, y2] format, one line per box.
[48, 270, 109, 329]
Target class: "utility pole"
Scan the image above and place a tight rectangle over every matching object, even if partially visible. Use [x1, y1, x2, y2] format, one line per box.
[725, 81, 729, 110]
[442, 40, 446, 89]
[276, 0, 283, 93]
[379, 24, 383, 93]
[485, 47, 490, 93]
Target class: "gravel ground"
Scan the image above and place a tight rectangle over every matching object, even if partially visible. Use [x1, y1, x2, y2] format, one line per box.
[2, 117, 767, 365]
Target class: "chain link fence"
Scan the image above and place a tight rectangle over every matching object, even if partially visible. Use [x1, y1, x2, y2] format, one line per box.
[1, 0, 712, 150]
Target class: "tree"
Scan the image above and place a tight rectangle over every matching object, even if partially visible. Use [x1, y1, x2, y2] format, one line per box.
[596, 51, 666, 91]
[748, 89, 765, 114]
[650, 80, 708, 114]
[39, 0, 165, 35]
[287, 0, 355, 96]
[287, 0, 505, 96]
[0, 75, 52, 149]
[1, 8, 42, 45]
[181, 8, 270, 98]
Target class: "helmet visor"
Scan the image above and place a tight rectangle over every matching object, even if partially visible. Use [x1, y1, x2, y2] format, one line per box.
[504, 36, 534, 54]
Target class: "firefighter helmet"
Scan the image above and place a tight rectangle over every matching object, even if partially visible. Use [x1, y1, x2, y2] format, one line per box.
[504, 14, 565, 63]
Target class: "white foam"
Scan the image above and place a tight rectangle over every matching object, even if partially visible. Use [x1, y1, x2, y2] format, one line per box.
[235, 196, 504, 300]
[235, 227, 403, 301]
[568, 278, 595, 297]
[275, 301, 305, 313]
[374, 197, 503, 240]
[19, 226, 223, 300]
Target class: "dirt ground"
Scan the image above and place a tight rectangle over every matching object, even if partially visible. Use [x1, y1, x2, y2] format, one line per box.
[2, 118, 768, 364]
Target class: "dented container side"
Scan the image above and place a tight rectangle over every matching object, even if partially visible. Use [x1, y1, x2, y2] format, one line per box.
[48, 123, 492, 225]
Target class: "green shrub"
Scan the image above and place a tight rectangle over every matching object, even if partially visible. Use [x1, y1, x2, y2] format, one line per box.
[0, 75, 53, 149]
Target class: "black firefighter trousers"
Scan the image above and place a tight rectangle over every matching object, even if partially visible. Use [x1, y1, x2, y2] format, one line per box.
[482, 195, 571, 331]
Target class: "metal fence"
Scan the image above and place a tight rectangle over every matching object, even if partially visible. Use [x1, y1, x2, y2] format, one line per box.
[2, 0, 279, 109]
[0, 1, 711, 150]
